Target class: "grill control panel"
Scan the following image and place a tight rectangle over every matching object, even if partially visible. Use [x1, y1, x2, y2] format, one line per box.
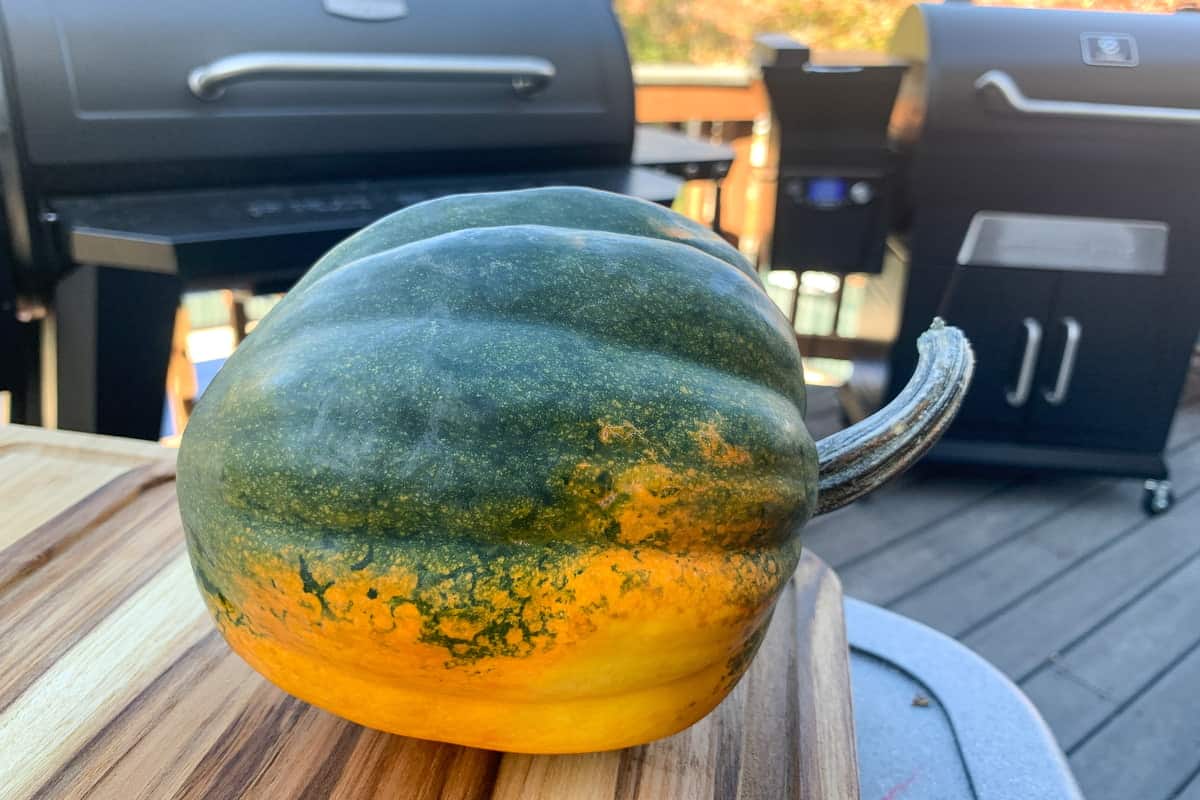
[771, 173, 889, 273]
[784, 177, 876, 210]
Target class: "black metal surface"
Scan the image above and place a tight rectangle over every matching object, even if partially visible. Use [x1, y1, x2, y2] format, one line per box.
[53, 166, 685, 283]
[0, 2, 47, 290]
[54, 266, 180, 440]
[883, 4, 1200, 486]
[756, 35, 905, 275]
[925, 268, 1058, 443]
[927, 440, 1169, 480]
[631, 126, 734, 181]
[0, 247, 35, 422]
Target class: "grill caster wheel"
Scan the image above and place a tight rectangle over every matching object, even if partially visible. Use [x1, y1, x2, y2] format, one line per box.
[1143, 480, 1174, 516]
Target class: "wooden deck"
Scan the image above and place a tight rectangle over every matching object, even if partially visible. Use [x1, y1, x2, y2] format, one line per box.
[803, 359, 1200, 800]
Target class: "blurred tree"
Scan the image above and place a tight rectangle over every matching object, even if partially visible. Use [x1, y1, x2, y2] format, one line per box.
[615, 0, 1180, 63]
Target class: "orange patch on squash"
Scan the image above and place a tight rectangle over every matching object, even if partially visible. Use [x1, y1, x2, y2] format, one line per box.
[597, 419, 643, 445]
[203, 537, 792, 751]
[692, 421, 753, 467]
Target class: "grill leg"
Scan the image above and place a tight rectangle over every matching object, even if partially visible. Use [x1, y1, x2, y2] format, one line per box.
[52, 265, 181, 440]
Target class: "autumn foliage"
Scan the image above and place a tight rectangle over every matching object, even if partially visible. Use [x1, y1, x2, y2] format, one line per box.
[615, 0, 1182, 63]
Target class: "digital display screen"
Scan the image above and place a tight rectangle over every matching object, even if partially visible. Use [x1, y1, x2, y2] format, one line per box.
[806, 177, 847, 207]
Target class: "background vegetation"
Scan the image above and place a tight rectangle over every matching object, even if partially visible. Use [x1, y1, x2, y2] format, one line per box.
[615, 0, 1181, 63]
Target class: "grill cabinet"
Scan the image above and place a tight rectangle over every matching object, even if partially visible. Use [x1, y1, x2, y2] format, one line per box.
[0, 0, 732, 438]
[878, 4, 1200, 511]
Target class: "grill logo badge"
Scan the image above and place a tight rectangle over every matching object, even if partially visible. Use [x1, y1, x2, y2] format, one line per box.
[1080, 33, 1138, 67]
[323, 0, 408, 21]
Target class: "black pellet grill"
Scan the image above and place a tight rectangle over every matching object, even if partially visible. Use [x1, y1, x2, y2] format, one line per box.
[754, 35, 907, 276]
[827, 4, 1200, 513]
[0, 0, 733, 439]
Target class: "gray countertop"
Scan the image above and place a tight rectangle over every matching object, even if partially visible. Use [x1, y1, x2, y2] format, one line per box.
[847, 598, 1083, 800]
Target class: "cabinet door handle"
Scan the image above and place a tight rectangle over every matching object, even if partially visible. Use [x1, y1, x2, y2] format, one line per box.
[1006, 317, 1042, 408]
[1042, 317, 1082, 406]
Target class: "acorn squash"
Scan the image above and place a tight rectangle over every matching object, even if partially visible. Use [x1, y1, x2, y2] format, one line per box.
[177, 186, 971, 753]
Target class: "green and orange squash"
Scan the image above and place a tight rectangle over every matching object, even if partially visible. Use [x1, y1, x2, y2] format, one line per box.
[177, 187, 971, 753]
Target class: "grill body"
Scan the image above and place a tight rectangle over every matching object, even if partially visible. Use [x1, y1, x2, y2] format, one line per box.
[882, 4, 1200, 497]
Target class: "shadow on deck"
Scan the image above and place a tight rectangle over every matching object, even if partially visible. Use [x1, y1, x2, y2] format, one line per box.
[803, 359, 1200, 800]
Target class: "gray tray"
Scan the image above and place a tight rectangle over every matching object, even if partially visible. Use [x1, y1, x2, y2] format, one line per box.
[847, 598, 1084, 800]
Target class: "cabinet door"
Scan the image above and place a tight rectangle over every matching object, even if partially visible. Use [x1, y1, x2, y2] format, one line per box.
[1027, 274, 1174, 452]
[939, 268, 1058, 442]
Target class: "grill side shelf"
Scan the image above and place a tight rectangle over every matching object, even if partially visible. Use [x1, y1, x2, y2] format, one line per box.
[50, 167, 683, 280]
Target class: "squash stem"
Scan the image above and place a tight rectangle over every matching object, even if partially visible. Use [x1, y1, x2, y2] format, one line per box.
[814, 319, 975, 516]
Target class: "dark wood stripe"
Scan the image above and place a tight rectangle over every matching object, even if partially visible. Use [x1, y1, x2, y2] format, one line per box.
[296, 723, 365, 800]
[711, 690, 744, 800]
[613, 745, 647, 800]
[784, 597, 803, 800]
[735, 578, 801, 799]
[0, 458, 175, 593]
[34, 631, 227, 799]
[180, 689, 314, 799]
[440, 746, 500, 800]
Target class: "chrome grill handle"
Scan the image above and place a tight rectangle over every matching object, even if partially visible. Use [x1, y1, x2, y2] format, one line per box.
[975, 70, 1200, 125]
[188, 52, 556, 100]
[1042, 317, 1082, 406]
[1006, 317, 1043, 408]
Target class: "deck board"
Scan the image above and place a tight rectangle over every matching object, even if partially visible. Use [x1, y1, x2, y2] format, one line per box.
[890, 426, 1200, 637]
[1067, 639, 1200, 800]
[1175, 769, 1200, 800]
[960, 452, 1200, 680]
[801, 472, 1008, 571]
[1020, 550, 1200, 751]
[834, 475, 1093, 606]
[801, 359, 1200, 800]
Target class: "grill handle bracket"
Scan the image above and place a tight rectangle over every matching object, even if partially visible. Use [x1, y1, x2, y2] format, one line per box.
[188, 52, 556, 100]
[975, 70, 1200, 125]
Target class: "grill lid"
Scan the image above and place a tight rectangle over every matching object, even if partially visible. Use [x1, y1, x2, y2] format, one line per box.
[1, 0, 635, 180]
[890, 4, 1200, 148]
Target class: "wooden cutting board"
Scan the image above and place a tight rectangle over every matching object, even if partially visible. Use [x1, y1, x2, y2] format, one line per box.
[0, 424, 859, 800]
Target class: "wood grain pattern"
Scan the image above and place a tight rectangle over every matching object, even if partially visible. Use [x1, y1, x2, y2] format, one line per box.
[0, 424, 858, 800]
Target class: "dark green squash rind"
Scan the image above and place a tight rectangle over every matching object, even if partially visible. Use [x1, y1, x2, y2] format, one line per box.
[286, 186, 760, 297]
[177, 187, 817, 672]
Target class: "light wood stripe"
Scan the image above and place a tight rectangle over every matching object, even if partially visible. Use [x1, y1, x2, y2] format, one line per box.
[0, 458, 176, 593]
[0, 487, 184, 711]
[0, 555, 210, 800]
[0, 426, 168, 550]
[494, 753, 622, 800]
[39, 635, 255, 800]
